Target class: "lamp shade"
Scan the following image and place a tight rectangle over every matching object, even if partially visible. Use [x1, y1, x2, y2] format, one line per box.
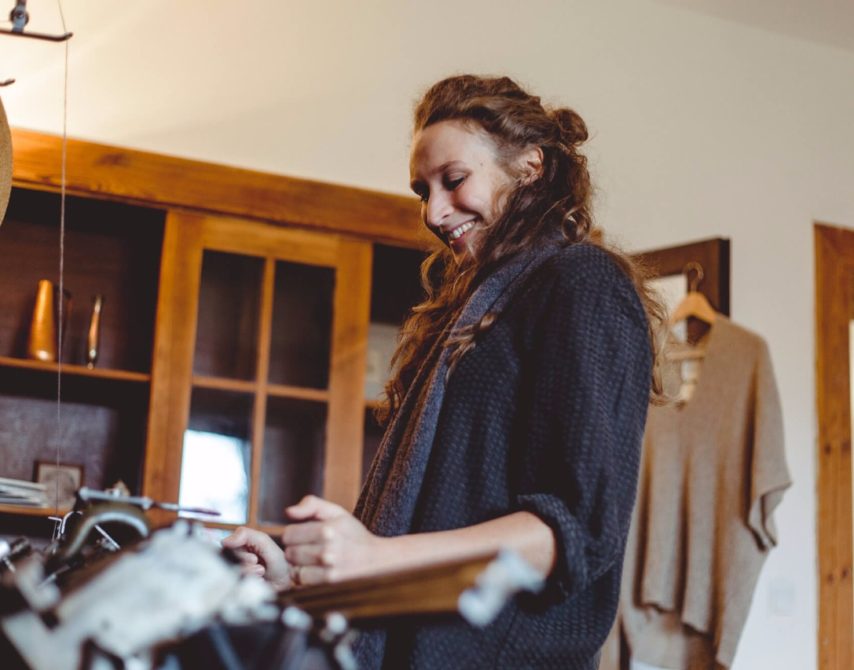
[0, 97, 10, 226]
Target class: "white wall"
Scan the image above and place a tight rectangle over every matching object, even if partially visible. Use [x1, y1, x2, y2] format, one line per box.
[4, 1, 854, 668]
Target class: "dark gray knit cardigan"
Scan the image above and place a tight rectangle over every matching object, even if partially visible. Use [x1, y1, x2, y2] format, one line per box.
[361, 243, 652, 669]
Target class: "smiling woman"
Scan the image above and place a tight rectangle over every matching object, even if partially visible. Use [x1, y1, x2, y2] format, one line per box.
[224, 74, 665, 670]
[409, 120, 528, 262]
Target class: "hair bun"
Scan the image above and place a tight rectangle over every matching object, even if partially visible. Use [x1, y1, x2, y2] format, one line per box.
[550, 107, 588, 147]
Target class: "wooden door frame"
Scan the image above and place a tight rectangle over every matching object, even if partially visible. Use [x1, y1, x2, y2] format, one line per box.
[815, 223, 854, 670]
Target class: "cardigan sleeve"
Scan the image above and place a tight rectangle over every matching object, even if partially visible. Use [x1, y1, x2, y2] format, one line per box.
[513, 250, 652, 597]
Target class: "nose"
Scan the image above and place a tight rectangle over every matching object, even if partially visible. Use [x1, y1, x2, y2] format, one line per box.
[423, 190, 453, 231]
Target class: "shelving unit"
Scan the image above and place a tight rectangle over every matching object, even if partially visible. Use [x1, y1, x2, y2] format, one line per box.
[0, 187, 162, 530]
[1, 130, 430, 540]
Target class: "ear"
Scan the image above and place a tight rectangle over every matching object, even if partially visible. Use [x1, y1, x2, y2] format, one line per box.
[518, 145, 544, 185]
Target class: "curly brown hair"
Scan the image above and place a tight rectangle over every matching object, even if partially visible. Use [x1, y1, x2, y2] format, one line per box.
[378, 74, 664, 423]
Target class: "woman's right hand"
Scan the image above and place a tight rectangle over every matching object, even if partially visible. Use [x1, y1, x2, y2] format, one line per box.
[222, 526, 293, 591]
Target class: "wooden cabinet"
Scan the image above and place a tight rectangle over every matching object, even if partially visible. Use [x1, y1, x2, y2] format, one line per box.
[0, 130, 429, 537]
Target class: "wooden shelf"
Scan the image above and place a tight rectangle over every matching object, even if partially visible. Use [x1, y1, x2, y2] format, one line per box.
[266, 383, 329, 402]
[192, 375, 330, 402]
[0, 356, 150, 383]
[0, 503, 70, 517]
[192, 375, 257, 393]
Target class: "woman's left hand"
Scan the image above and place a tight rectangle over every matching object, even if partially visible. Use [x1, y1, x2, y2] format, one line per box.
[282, 495, 385, 587]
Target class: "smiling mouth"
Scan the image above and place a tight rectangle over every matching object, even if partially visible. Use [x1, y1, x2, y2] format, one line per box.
[446, 221, 475, 242]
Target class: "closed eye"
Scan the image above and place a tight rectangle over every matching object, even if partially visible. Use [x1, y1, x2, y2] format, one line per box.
[445, 176, 465, 191]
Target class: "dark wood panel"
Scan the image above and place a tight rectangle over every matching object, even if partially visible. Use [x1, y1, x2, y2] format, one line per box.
[370, 244, 428, 325]
[0, 188, 164, 372]
[268, 261, 335, 389]
[193, 251, 263, 380]
[259, 397, 327, 524]
[634, 237, 730, 315]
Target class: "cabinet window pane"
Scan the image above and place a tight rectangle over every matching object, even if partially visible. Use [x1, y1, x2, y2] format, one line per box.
[194, 251, 262, 380]
[268, 262, 334, 389]
[367, 245, 426, 399]
[179, 388, 252, 524]
[259, 397, 326, 524]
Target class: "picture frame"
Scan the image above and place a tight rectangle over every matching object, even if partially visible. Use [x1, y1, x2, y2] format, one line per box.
[34, 461, 84, 508]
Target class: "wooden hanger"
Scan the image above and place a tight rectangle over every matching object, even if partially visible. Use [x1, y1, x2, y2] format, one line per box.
[667, 261, 716, 361]
[669, 261, 717, 326]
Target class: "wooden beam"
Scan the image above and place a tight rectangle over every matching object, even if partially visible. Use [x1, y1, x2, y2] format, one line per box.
[325, 239, 372, 510]
[10, 128, 427, 248]
[815, 223, 854, 670]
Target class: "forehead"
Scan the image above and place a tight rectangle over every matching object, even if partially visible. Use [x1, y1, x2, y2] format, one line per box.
[409, 120, 497, 177]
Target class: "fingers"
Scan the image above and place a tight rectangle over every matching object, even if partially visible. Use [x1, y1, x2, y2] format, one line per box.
[230, 548, 260, 566]
[221, 526, 254, 550]
[281, 520, 330, 546]
[293, 565, 328, 587]
[223, 526, 280, 564]
[285, 495, 346, 522]
[284, 543, 328, 566]
[222, 526, 293, 590]
[243, 563, 266, 578]
[278, 497, 372, 588]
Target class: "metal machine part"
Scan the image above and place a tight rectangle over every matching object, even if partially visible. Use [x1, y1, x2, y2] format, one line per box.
[1, 521, 279, 670]
[2, 492, 541, 670]
[77, 486, 221, 517]
[0, 1, 73, 42]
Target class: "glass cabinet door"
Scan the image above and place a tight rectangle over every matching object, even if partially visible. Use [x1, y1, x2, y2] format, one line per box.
[147, 213, 371, 532]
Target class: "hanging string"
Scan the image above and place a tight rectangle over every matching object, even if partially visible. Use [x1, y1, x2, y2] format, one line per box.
[54, 0, 69, 512]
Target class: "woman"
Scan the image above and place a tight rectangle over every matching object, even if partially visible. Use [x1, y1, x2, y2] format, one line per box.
[224, 74, 661, 669]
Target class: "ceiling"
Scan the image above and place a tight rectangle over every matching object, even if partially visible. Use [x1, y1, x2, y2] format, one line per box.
[658, 0, 854, 53]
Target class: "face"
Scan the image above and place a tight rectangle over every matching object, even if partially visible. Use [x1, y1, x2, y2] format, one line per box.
[409, 120, 516, 263]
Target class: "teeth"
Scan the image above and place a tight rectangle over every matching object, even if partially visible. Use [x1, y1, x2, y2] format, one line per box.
[448, 222, 474, 241]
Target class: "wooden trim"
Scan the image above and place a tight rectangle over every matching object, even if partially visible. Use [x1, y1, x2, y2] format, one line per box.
[0, 356, 150, 382]
[248, 258, 276, 526]
[815, 223, 854, 670]
[143, 211, 205, 515]
[279, 551, 497, 621]
[201, 215, 342, 266]
[266, 384, 330, 402]
[324, 240, 372, 509]
[0, 504, 70, 517]
[11, 128, 428, 248]
[192, 376, 258, 393]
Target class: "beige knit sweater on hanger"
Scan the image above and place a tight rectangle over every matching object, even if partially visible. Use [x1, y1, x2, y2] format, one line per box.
[605, 316, 791, 670]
